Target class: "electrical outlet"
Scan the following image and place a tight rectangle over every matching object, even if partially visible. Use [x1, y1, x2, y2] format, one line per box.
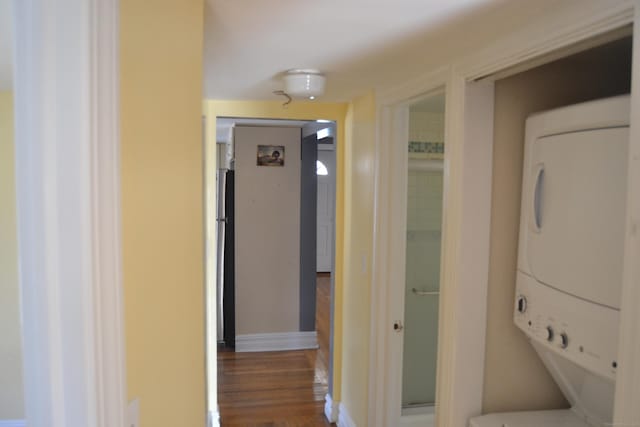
[127, 398, 140, 427]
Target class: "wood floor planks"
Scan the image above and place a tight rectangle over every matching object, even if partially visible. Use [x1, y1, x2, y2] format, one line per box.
[218, 274, 335, 427]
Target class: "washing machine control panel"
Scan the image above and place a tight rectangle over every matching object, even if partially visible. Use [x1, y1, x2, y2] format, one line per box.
[514, 271, 619, 381]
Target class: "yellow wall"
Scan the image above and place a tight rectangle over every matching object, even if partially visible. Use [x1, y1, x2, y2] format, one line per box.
[340, 91, 376, 426]
[202, 99, 348, 403]
[0, 91, 24, 420]
[120, 2, 206, 426]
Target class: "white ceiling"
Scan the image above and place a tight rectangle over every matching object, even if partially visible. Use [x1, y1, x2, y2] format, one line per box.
[0, 0, 12, 90]
[2, 1, 582, 100]
[203, 0, 576, 102]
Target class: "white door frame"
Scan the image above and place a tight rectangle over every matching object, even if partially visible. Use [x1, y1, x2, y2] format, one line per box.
[370, 2, 640, 426]
[369, 68, 495, 427]
[13, 0, 127, 426]
[614, 5, 640, 425]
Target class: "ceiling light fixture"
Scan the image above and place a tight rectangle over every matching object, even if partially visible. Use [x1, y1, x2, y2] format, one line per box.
[283, 69, 326, 100]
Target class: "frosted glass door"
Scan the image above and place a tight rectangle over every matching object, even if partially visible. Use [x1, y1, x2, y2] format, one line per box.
[401, 168, 443, 407]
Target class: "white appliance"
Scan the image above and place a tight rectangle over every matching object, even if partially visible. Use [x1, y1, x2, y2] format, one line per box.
[470, 95, 630, 427]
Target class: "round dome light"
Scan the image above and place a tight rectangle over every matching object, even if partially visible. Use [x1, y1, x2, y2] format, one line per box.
[284, 69, 326, 99]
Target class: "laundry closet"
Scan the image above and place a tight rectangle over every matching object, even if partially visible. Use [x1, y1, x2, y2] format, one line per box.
[478, 32, 632, 422]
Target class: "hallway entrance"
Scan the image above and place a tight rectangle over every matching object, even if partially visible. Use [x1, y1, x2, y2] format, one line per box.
[204, 111, 342, 425]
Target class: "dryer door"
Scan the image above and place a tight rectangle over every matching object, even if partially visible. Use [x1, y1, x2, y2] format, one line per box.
[527, 127, 628, 310]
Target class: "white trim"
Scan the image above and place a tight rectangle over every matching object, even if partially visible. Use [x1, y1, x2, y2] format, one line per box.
[91, 1, 127, 425]
[126, 399, 139, 427]
[208, 409, 220, 427]
[613, 4, 640, 425]
[0, 421, 26, 427]
[458, 0, 634, 81]
[369, 68, 449, 427]
[401, 405, 435, 417]
[337, 402, 356, 427]
[371, 73, 494, 427]
[13, 0, 126, 426]
[376, 66, 450, 107]
[400, 410, 435, 427]
[203, 101, 219, 427]
[434, 76, 494, 427]
[235, 331, 318, 352]
[324, 393, 340, 423]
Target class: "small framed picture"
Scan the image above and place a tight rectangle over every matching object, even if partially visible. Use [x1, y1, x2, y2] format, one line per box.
[257, 145, 285, 166]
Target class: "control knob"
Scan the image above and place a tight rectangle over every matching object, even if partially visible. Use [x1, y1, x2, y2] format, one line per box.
[546, 326, 554, 342]
[560, 333, 569, 349]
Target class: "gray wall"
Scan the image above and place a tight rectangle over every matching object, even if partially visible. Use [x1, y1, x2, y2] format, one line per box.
[483, 37, 631, 413]
[234, 126, 302, 335]
[299, 133, 318, 331]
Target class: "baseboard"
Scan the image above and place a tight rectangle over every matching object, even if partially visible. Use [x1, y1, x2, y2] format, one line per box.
[324, 393, 340, 423]
[338, 403, 356, 427]
[235, 331, 318, 352]
[0, 420, 26, 427]
[208, 408, 220, 427]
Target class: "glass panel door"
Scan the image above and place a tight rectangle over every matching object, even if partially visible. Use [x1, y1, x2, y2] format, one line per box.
[401, 93, 445, 412]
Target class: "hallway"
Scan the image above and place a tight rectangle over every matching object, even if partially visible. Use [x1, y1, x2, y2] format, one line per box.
[218, 274, 335, 426]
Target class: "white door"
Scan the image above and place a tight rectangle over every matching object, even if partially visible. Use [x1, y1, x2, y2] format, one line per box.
[317, 149, 335, 272]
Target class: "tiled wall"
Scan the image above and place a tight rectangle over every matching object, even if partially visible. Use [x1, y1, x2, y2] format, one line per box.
[405, 170, 443, 288]
[408, 111, 444, 159]
[402, 169, 443, 406]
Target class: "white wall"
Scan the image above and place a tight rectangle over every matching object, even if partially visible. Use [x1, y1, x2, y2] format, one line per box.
[234, 126, 302, 334]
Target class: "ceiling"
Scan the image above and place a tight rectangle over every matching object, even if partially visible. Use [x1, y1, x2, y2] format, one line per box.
[2, 1, 583, 100]
[203, 0, 577, 102]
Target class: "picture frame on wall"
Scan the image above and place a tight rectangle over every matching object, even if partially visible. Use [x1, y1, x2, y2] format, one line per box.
[257, 145, 285, 166]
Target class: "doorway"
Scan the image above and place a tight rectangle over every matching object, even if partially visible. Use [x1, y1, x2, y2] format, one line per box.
[206, 115, 339, 425]
[401, 93, 445, 419]
[375, 90, 446, 427]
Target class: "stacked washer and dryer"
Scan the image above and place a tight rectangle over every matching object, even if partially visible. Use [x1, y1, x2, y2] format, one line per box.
[471, 95, 630, 427]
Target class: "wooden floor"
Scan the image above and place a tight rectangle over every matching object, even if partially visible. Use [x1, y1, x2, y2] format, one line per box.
[218, 273, 335, 427]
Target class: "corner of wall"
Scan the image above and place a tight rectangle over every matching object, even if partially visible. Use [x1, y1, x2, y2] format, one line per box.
[339, 90, 376, 426]
[0, 91, 24, 420]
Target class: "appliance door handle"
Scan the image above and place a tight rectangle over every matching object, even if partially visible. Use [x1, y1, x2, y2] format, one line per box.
[530, 163, 545, 233]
